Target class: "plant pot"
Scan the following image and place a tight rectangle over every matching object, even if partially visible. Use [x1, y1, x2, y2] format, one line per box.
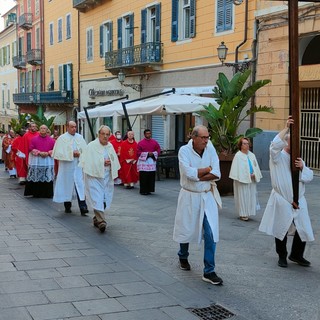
[216, 153, 234, 196]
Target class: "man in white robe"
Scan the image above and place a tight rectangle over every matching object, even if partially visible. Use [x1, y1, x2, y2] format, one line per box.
[79, 125, 120, 233]
[259, 116, 314, 268]
[173, 125, 223, 285]
[52, 121, 88, 215]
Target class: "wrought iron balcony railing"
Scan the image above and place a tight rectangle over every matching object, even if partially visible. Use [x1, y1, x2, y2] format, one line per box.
[73, 0, 101, 12]
[26, 49, 42, 65]
[105, 42, 163, 71]
[18, 13, 33, 30]
[12, 55, 26, 69]
[13, 91, 74, 105]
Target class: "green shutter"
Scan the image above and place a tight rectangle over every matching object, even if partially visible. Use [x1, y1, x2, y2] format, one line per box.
[155, 3, 161, 42]
[171, 0, 178, 42]
[141, 9, 147, 44]
[100, 25, 104, 58]
[190, 0, 196, 38]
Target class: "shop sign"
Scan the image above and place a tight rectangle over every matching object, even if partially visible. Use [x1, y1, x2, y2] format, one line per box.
[88, 89, 124, 97]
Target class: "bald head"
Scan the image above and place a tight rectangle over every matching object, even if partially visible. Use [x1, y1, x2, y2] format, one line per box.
[67, 121, 77, 136]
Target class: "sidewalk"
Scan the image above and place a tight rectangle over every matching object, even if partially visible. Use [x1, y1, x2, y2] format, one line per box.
[0, 164, 319, 320]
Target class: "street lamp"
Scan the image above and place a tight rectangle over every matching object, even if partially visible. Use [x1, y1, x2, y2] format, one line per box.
[217, 41, 251, 73]
[117, 69, 142, 92]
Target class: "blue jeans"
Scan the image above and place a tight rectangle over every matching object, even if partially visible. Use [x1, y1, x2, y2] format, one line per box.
[178, 214, 216, 274]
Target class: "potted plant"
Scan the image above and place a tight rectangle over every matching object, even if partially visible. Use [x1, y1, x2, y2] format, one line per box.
[199, 69, 274, 195]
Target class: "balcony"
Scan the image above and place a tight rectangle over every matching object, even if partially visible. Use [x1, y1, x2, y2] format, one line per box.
[13, 91, 74, 105]
[73, 0, 102, 12]
[26, 49, 42, 65]
[12, 55, 26, 69]
[18, 13, 33, 30]
[105, 42, 163, 75]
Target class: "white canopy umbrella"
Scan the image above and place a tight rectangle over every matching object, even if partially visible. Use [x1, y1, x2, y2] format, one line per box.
[119, 94, 219, 116]
[78, 94, 219, 119]
[77, 100, 129, 119]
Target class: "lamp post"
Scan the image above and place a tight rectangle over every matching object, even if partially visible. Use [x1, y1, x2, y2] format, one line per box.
[117, 69, 142, 92]
[217, 41, 251, 73]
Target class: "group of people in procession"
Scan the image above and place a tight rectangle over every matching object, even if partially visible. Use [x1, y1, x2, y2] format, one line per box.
[0, 115, 315, 285]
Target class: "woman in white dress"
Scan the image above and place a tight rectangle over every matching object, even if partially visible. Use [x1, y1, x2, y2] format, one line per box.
[229, 138, 262, 221]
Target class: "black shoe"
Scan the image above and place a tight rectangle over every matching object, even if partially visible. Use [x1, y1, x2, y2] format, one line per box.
[179, 258, 191, 271]
[202, 272, 223, 285]
[80, 208, 89, 216]
[288, 255, 311, 267]
[278, 257, 288, 268]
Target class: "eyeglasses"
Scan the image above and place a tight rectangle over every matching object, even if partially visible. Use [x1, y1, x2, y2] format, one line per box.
[198, 136, 210, 140]
[242, 142, 250, 145]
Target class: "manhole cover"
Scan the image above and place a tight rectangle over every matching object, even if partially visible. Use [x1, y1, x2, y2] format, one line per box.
[189, 304, 235, 320]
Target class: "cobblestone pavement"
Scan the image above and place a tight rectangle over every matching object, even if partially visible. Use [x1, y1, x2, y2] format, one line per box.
[0, 164, 319, 320]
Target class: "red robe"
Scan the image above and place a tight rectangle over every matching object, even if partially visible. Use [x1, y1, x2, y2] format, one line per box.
[119, 139, 139, 184]
[2, 134, 15, 170]
[20, 130, 39, 176]
[12, 135, 27, 178]
[110, 139, 123, 180]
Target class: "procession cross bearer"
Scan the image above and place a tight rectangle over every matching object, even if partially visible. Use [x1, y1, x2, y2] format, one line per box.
[52, 121, 88, 215]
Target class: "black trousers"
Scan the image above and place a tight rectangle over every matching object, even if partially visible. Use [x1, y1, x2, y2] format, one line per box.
[139, 171, 156, 194]
[64, 186, 87, 210]
[275, 230, 306, 259]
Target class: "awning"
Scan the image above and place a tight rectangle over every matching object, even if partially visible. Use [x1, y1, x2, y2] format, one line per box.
[162, 86, 216, 95]
[44, 110, 67, 125]
[77, 93, 219, 119]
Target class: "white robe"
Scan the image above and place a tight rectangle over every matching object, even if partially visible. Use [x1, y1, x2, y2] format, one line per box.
[173, 139, 221, 244]
[79, 139, 120, 211]
[229, 150, 262, 217]
[52, 132, 87, 203]
[259, 135, 314, 242]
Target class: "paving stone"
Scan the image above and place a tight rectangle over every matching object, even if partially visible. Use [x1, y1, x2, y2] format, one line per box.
[12, 252, 38, 261]
[0, 262, 15, 272]
[55, 243, 94, 251]
[116, 292, 177, 311]
[80, 249, 105, 256]
[14, 258, 68, 270]
[57, 264, 114, 276]
[0, 270, 29, 282]
[63, 255, 114, 266]
[114, 281, 159, 295]
[73, 298, 126, 315]
[7, 228, 48, 235]
[0, 291, 49, 308]
[44, 286, 107, 303]
[0, 254, 13, 262]
[83, 271, 142, 286]
[27, 268, 63, 280]
[1, 278, 60, 293]
[66, 316, 101, 320]
[161, 306, 200, 320]
[28, 238, 73, 246]
[99, 285, 122, 298]
[0, 306, 33, 320]
[27, 302, 81, 320]
[55, 275, 90, 288]
[36, 249, 85, 260]
[99, 309, 174, 320]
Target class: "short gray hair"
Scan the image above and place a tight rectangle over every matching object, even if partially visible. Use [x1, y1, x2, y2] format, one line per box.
[98, 125, 111, 135]
[191, 125, 208, 137]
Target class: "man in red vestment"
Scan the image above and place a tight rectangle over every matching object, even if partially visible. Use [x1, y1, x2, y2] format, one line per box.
[19, 122, 39, 181]
[110, 130, 123, 185]
[11, 129, 27, 185]
[2, 130, 16, 177]
[120, 131, 138, 189]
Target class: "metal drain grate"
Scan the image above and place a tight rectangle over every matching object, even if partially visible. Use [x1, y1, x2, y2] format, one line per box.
[189, 304, 235, 320]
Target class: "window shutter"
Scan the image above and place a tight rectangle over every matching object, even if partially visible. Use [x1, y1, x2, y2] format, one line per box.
[117, 18, 122, 49]
[108, 22, 113, 51]
[225, 0, 233, 31]
[0, 49, 2, 67]
[216, 0, 224, 32]
[58, 65, 63, 91]
[141, 9, 147, 44]
[171, 0, 178, 42]
[155, 3, 161, 42]
[129, 14, 134, 47]
[190, 0, 196, 38]
[27, 33, 31, 51]
[99, 25, 104, 58]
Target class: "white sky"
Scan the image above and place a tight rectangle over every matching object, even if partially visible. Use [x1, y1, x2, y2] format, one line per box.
[0, 0, 16, 32]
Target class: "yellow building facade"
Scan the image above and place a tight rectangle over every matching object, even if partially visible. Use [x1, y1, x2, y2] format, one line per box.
[75, 0, 257, 147]
[255, 1, 320, 173]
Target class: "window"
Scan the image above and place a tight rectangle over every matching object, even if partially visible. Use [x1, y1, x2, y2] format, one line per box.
[48, 67, 54, 91]
[216, 0, 233, 32]
[49, 22, 54, 45]
[7, 89, 10, 107]
[35, 0, 40, 16]
[99, 21, 113, 58]
[27, 0, 31, 12]
[66, 14, 71, 39]
[58, 63, 73, 98]
[86, 28, 93, 61]
[171, 0, 195, 42]
[141, 4, 161, 43]
[117, 14, 134, 49]
[58, 18, 63, 42]
[36, 27, 40, 49]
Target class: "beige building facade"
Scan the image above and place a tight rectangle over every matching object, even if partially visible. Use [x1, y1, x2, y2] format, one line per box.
[0, 7, 18, 131]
